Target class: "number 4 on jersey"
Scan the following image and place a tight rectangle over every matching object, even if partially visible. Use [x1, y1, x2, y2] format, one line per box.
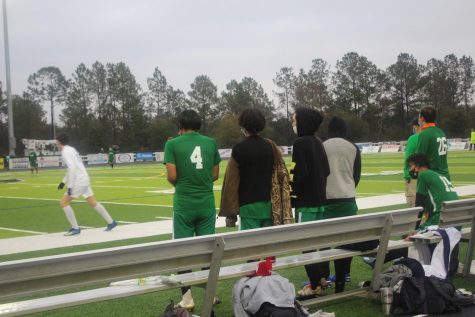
[190, 146, 203, 169]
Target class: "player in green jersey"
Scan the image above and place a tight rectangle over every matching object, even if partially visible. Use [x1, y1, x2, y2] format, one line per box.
[470, 128, 475, 151]
[404, 118, 421, 207]
[415, 106, 450, 179]
[28, 151, 38, 174]
[408, 153, 458, 232]
[164, 109, 221, 310]
[108, 147, 115, 168]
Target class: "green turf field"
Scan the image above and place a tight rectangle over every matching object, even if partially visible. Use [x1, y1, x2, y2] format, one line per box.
[1, 151, 474, 238]
[0, 151, 474, 316]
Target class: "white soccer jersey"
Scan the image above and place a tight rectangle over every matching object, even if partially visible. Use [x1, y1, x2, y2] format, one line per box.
[61, 145, 90, 187]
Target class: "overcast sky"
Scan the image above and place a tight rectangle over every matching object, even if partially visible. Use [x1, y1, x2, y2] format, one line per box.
[1, 0, 475, 121]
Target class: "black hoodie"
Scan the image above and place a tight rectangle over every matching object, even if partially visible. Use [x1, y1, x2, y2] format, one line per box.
[290, 108, 330, 208]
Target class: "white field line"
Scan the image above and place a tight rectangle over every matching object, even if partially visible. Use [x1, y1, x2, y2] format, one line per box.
[155, 216, 173, 220]
[0, 227, 47, 234]
[116, 220, 138, 224]
[11, 183, 167, 189]
[0, 195, 173, 208]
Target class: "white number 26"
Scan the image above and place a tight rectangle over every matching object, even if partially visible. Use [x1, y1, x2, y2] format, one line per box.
[190, 146, 203, 169]
[437, 137, 448, 155]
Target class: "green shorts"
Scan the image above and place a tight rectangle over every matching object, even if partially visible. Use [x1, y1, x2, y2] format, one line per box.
[295, 207, 324, 223]
[239, 201, 272, 230]
[323, 202, 358, 220]
[173, 208, 216, 239]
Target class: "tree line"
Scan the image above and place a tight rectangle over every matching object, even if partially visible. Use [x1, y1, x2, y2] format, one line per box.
[0, 52, 474, 155]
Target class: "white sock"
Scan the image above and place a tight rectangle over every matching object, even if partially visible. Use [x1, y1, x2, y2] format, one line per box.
[63, 206, 79, 229]
[94, 203, 113, 224]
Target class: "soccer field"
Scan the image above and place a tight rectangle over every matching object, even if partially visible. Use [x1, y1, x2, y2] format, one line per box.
[0, 151, 474, 239]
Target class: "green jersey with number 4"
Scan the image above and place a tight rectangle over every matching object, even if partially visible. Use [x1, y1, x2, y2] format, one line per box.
[416, 169, 458, 230]
[416, 126, 450, 179]
[164, 132, 221, 211]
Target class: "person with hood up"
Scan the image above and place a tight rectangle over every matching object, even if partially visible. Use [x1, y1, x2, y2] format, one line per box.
[290, 107, 330, 298]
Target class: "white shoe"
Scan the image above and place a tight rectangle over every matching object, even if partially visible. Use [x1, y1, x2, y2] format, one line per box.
[177, 289, 194, 312]
[309, 310, 335, 317]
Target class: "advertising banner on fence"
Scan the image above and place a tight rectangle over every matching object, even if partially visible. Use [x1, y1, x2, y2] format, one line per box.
[362, 145, 380, 154]
[10, 158, 30, 170]
[22, 139, 60, 156]
[87, 154, 108, 165]
[0, 158, 4, 169]
[38, 156, 60, 168]
[448, 141, 467, 150]
[154, 152, 164, 163]
[136, 152, 154, 162]
[380, 145, 400, 153]
[218, 149, 232, 159]
[115, 153, 135, 164]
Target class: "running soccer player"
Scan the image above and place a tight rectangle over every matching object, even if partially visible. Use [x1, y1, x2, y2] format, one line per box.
[108, 147, 115, 168]
[56, 133, 117, 236]
[29, 150, 38, 174]
[416, 106, 450, 179]
[164, 109, 221, 310]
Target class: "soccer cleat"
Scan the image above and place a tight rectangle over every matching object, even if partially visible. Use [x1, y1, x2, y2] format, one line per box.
[105, 220, 117, 231]
[297, 284, 322, 298]
[177, 289, 194, 312]
[64, 228, 81, 236]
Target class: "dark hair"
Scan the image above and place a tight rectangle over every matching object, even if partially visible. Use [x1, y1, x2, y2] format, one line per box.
[238, 108, 266, 134]
[328, 116, 347, 138]
[420, 106, 436, 123]
[55, 133, 69, 145]
[407, 153, 430, 168]
[411, 117, 420, 127]
[178, 109, 201, 131]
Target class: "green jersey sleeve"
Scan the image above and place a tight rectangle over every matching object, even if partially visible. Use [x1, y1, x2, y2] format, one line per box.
[213, 142, 221, 166]
[416, 172, 428, 196]
[164, 140, 176, 164]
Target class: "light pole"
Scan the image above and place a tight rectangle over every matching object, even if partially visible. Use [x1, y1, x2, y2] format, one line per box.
[2, 0, 15, 156]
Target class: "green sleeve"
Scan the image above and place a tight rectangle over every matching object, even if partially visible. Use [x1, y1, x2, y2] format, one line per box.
[416, 173, 428, 196]
[164, 141, 175, 164]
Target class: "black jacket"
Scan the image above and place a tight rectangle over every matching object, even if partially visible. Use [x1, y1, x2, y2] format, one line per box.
[290, 109, 330, 208]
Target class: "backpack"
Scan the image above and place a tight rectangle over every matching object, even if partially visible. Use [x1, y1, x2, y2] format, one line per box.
[392, 276, 462, 315]
[253, 301, 308, 317]
[424, 276, 460, 314]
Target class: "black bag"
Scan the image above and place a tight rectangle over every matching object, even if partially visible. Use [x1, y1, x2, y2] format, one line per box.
[157, 300, 191, 317]
[424, 276, 461, 314]
[392, 276, 426, 314]
[253, 301, 308, 317]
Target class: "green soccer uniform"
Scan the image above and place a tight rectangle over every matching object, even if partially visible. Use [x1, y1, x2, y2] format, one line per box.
[322, 202, 358, 220]
[28, 152, 38, 167]
[295, 206, 324, 223]
[416, 169, 458, 230]
[108, 149, 114, 164]
[416, 126, 450, 179]
[164, 132, 221, 239]
[404, 133, 419, 181]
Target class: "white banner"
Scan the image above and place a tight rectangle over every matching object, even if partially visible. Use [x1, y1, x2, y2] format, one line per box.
[115, 153, 135, 164]
[448, 141, 467, 150]
[218, 149, 232, 159]
[22, 139, 60, 156]
[10, 158, 30, 170]
[87, 154, 108, 165]
[38, 156, 60, 168]
[380, 145, 400, 153]
[154, 152, 164, 163]
[362, 145, 380, 154]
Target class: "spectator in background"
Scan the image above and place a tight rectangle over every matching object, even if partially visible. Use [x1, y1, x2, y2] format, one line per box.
[290, 107, 330, 298]
[164, 109, 221, 311]
[404, 118, 421, 207]
[470, 128, 475, 151]
[321, 116, 369, 294]
[416, 106, 450, 179]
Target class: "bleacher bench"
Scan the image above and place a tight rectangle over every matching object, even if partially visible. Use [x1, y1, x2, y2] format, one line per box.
[0, 207, 423, 317]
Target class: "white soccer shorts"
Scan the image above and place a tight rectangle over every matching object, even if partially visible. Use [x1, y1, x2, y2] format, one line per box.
[64, 185, 94, 198]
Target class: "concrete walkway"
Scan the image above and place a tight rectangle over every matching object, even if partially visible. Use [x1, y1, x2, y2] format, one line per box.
[1, 185, 474, 256]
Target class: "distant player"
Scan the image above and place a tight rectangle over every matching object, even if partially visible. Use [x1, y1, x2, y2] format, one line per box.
[164, 109, 221, 310]
[415, 106, 450, 179]
[56, 133, 117, 236]
[108, 147, 115, 168]
[29, 150, 38, 174]
[470, 128, 475, 151]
